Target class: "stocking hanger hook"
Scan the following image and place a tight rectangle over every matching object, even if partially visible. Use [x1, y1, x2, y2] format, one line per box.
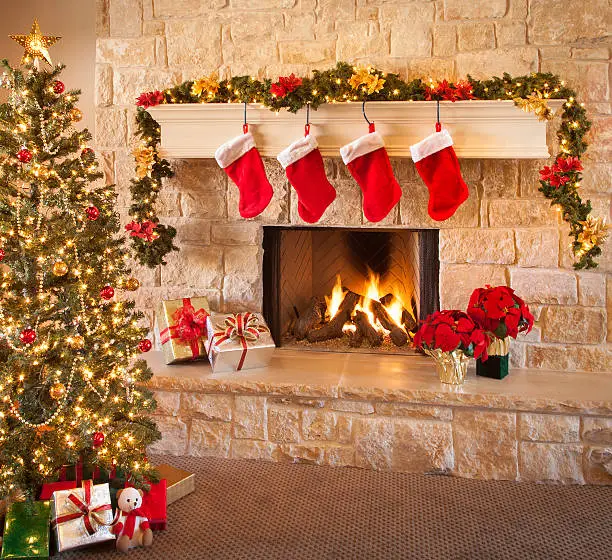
[243, 101, 248, 134]
[435, 99, 441, 132]
[362, 100, 375, 132]
[304, 102, 310, 136]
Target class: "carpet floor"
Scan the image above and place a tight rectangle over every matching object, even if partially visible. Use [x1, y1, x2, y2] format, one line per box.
[61, 455, 611, 560]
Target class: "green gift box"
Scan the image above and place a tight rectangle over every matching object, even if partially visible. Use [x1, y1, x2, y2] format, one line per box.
[1, 501, 50, 559]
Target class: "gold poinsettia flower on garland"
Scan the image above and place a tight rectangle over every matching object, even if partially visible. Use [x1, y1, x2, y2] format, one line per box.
[514, 91, 553, 121]
[349, 66, 385, 95]
[191, 72, 220, 99]
[132, 145, 155, 179]
[577, 215, 608, 252]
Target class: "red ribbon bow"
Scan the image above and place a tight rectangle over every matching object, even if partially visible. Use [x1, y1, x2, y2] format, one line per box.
[51, 480, 112, 536]
[209, 312, 267, 371]
[160, 298, 209, 359]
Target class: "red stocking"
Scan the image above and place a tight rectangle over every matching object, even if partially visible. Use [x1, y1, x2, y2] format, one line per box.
[410, 129, 468, 221]
[277, 134, 336, 223]
[340, 129, 401, 223]
[215, 131, 273, 219]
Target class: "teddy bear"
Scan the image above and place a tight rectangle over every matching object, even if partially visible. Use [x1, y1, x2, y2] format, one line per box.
[112, 487, 154, 553]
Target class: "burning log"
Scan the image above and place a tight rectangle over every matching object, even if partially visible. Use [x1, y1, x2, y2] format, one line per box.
[347, 327, 363, 348]
[306, 291, 359, 343]
[353, 310, 383, 347]
[294, 297, 327, 340]
[368, 300, 408, 347]
[379, 293, 418, 333]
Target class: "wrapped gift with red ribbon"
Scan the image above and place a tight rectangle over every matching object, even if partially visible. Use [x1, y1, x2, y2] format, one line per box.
[156, 296, 210, 364]
[205, 312, 275, 373]
[50, 479, 116, 552]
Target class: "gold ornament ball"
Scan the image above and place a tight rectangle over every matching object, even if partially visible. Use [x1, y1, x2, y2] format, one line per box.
[49, 382, 66, 400]
[52, 261, 69, 276]
[69, 108, 83, 122]
[70, 335, 85, 349]
[125, 277, 140, 291]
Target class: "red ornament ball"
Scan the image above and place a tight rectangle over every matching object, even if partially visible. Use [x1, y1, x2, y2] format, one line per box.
[53, 80, 65, 94]
[138, 339, 152, 353]
[81, 147, 94, 158]
[85, 206, 100, 221]
[100, 285, 115, 300]
[0, 249, 4, 262]
[19, 328, 37, 345]
[92, 431, 105, 448]
[17, 148, 32, 163]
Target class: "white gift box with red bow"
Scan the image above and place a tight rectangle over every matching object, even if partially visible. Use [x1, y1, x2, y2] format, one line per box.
[205, 312, 275, 373]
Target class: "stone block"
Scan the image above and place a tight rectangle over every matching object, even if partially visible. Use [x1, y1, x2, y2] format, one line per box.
[278, 12, 316, 41]
[510, 269, 577, 305]
[97, 0, 110, 37]
[572, 47, 610, 60]
[155, 191, 182, 218]
[385, 3, 434, 58]
[488, 199, 558, 228]
[433, 24, 456, 57]
[224, 246, 261, 279]
[581, 417, 612, 445]
[392, 420, 454, 473]
[519, 413, 580, 443]
[481, 160, 519, 198]
[171, 159, 227, 220]
[153, 0, 227, 17]
[181, 393, 233, 421]
[330, 400, 375, 414]
[153, 391, 180, 416]
[109, 0, 142, 37]
[160, 246, 224, 289]
[231, 0, 295, 8]
[165, 218, 211, 246]
[439, 263, 507, 309]
[143, 21, 165, 36]
[354, 417, 394, 470]
[337, 415, 353, 444]
[222, 275, 263, 312]
[279, 39, 335, 65]
[457, 22, 495, 51]
[495, 21, 527, 47]
[439, 229, 515, 265]
[542, 60, 609, 103]
[95, 107, 127, 148]
[233, 396, 267, 440]
[542, 306, 606, 344]
[453, 410, 518, 480]
[268, 406, 301, 443]
[518, 160, 548, 197]
[509, 341, 526, 368]
[519, 443, 584, 483]
[528, 0, 609, 45]
[608, 278, 612, 343]
[578, 273, 606, 306]
[302, 410, 337, 441]
[112, 68, 182, 106]
[337, 21, 389, 60]
[230, 440, 276, 461]
[375, 403, 452, 421]
[579, 163, 612, 195]
[148, 415, 188, 455]
[96, 38, 156, 66]
[443, 0, 507, 19]
[316, 0, 355, 21]
[166, 19, 222, 67]
[188, 419, 231, 457]
[514, 229, 559, 268]
[325, 446, 355, 468]
[211, 224, 262, 246]
[583, 446, 612, 484]
[456, 48, 538, 80]
[406, 58, 457, 82]
[526, 344, 611, 373]
[95, 65, 113, 107]
[275, 444, 325, 465]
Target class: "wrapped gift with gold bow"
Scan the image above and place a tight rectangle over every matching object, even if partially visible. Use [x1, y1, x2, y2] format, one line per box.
[205, 312, 275, 373]
[156, 296, 210, 364]
[50, 479, 115, 552]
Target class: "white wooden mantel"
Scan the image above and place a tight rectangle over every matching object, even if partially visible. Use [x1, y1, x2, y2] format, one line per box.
[147, 100, 564, 160]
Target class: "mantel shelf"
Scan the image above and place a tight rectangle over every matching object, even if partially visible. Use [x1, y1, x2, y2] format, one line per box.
[148, 100, 564, 160]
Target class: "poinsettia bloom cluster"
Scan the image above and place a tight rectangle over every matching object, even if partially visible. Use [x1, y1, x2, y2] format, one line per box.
[467, 285, 534, 340]
[125, 220, 159, 242]
[539, 156, 583, 188]
[270, 74, 303, 98]
[136, 90, 165, 109]
[414, 310, 491, 360]
[424, 80, 475, 102]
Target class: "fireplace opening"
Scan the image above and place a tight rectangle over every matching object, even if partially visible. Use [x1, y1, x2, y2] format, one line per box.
[263, 228, 439, 355]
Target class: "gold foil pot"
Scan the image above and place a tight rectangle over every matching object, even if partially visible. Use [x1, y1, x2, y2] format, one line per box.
[488, 336, 510, 357]
[425, 348, 469, 385]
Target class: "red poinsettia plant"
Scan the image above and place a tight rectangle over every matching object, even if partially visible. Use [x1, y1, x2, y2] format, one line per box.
[414, 310, 491, 361]
[270, 73, 303, 99]
[136, 90, 165, 109]
[424, 79, 475, 102]
[539, 155, 583, 188]
[467, 285, 534, 340]
[125, 220, 160, 242]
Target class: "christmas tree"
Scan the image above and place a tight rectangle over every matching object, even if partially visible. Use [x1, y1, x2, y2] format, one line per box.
[0, 26, 159, 499]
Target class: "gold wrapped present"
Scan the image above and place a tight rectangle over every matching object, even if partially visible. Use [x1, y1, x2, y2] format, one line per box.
[156, 296, 210, 364]
[205, 312, 275, 373]
[155, 464, 195, 505]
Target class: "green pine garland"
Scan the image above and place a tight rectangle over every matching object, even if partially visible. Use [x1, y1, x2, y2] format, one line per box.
[131, 62, 603, 269]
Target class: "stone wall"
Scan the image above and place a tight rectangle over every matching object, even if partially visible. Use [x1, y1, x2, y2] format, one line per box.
[95, 0, 611, 373]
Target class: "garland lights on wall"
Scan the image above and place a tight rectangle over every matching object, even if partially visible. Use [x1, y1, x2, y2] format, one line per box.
[128, 62, 606, 270]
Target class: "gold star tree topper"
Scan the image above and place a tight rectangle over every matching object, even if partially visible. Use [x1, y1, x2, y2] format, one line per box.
[10, 20, 61, 66]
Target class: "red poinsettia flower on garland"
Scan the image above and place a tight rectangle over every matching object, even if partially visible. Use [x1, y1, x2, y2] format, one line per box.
[467, 285, 534, 340]
[270, 73, 303, 99]
[539, 156, 583, 189]
[136, 90, 165, 109]
[125, 220, 160, 242]
[414, 310, 491, 360]
[424, 80, 475, 102]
